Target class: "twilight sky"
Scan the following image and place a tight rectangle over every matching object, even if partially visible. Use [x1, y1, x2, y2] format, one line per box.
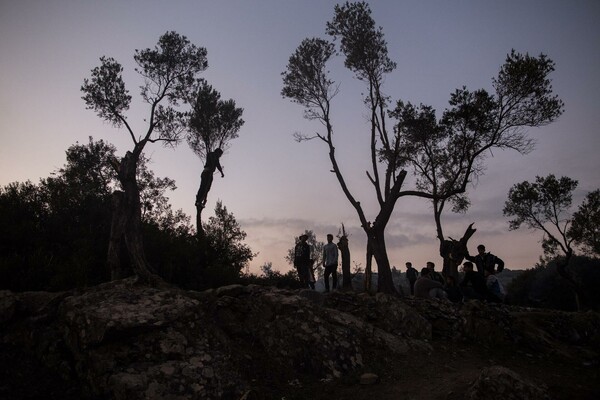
[1, 0, 599, 273]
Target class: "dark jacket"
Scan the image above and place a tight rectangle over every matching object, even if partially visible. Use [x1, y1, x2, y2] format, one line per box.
[465, 252, 504, 274]
[294, 242, 311, 267]
[460, 270, 487, 296]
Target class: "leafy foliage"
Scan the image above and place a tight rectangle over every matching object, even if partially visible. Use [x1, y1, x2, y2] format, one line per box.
[285, 230, 325, 278]
[504, 174, 579, 256]
[569, 190, 600, 257]
[197, 201, 255, 288]
[187, 81, 244, 159]
[0, 139, 255, 292]
[282, 2, 563, 294]
[240, 262, 303, 289]
[507, 256, 600, 311]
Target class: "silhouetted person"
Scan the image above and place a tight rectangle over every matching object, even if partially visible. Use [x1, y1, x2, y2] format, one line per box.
[426, 261, 445, 286]
[293, 234, 311, 288]
[465, 244, 504, 275]
[322, 234, 339, 292]
[414, 268, 447, 300]
[445, 275, 463, 303]
[405, 262, 418, 295]
[196, 148, 224, 208]
[485, 268, 506, 303]
[459, 261, 487, 300]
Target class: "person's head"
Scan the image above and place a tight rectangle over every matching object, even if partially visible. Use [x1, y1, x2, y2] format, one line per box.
[477, 244, 486, 255]
[463, 261, 474, 272]
[406, 262, 412, 269]
[446, 275, 456, 286]
[327, 234, 334, 243]
[300, 234, 308, 242]
[420, 267, 430, 277]
[426, 261, 435, 270]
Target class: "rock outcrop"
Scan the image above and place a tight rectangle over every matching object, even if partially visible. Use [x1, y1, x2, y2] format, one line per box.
[1, 279, 599, 399]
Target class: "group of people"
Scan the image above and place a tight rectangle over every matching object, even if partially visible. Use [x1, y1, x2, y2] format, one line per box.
[293, 233, 339, 292]
[408, 244, 506, 303]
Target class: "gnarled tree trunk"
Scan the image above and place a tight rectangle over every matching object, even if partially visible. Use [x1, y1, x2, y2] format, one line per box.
[106, 151, 163, 285]
[439, 223, 477, 282]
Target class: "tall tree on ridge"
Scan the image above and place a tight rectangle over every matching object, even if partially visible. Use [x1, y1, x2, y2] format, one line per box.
[81, 31, 208, 283]
[282, 2, 563, 293]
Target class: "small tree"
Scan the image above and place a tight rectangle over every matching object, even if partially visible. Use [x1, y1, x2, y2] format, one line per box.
[503, 174, 598, 309]
[187, 81, 244, 234]
[200, 201, 255, 287]
[81, 31, 208, 283]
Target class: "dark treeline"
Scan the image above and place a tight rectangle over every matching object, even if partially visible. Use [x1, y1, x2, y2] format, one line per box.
[0, 138, 253, 292]
[507, 255, 600, 311]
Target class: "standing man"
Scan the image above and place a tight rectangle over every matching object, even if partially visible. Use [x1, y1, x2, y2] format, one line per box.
[405, 262, 418, 295]
[294, 234, 311, 288]
[322, 234, 339, 292]
[466, 244, 505, 275]
[195, 148, 224, 208]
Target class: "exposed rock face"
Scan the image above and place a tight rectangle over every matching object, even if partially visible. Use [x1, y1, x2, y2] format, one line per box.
[466, 365, 550, 400]
[1, 280, 599, 399]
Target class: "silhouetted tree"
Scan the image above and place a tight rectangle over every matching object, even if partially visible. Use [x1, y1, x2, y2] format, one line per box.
[504, 174, 599, 309]
[0, 137, 196, 291]
[186, 81, 244, 235]
[199, 201, 255, 288]
[569, 189, 600, 257]
[337, 224, 352, 289]
[81, 31, 208, 283]
[507, 256, 600, 311]
[282, 2, 563, 293]
[391, 51, 563, 281]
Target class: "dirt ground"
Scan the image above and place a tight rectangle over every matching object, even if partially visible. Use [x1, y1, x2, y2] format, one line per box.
[276, 340, 600, 400]
[1, 338, 598, 400]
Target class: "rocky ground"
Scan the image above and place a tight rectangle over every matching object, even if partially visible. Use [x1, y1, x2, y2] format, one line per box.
[1, 279, 599, 400]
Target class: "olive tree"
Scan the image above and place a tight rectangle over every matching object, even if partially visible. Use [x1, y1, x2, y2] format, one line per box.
[81, 31, 208, 283]
[504, 174, 599, 309]
[393, 50, 564, 281]
[282, 1, 563, 293]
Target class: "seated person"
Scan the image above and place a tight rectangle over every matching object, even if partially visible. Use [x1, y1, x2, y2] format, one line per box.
[484, 269, 506, 303]
[414, 268, 448, 300]
[444, 275, 463, 303]
[459, 261, 487, 300]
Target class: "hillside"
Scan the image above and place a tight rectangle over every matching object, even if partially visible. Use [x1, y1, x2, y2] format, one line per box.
[1, 279, 598, 399]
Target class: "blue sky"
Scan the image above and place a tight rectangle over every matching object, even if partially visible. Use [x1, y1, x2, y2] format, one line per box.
[1, 0, 599, 273]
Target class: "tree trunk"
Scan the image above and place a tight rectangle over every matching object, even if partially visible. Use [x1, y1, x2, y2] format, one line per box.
[364, 241, 373, 293]
[369, 227, 397, 295]
[107, 191, 130, 280]
[107, 151, 163, 285]
[439, 223, 477, 283]
[196, 204, 204, 238]
[338, 238, 352, 289]
[556, 251, 587, 311]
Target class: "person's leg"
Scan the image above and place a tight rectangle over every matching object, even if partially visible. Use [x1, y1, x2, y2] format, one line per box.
[331, 268, 338, 289]
[429, 287, 448, 300]
[196, 173, 213, 207]
[324, 266, 331, 292]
